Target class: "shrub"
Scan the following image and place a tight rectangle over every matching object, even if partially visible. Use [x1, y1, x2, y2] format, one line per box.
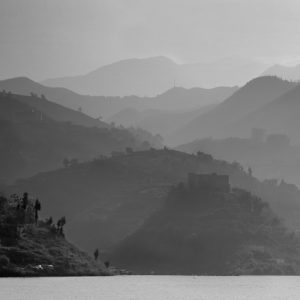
[0, 255, 10, 267]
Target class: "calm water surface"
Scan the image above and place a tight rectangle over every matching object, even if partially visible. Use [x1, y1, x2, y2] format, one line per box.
[1, 276, 300, 300]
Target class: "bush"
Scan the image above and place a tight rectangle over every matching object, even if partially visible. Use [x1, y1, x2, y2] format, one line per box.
[0, 255, 10, 267]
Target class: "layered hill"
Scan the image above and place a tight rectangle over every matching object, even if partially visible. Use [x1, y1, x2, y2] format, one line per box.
[0, 77, 237, 120]
[228, 83, 300, 144]
[0, 77, 91, 115]
[42, 56, 266, 96]
[6, 149, 300, 254]
[0, 92, 162, 182]
[141, 86, 237, 111]
[108, 103, 216, 138]
[170, 77, 295, 145]
[111, 180, 300, 275]
[6, 92, 107, 129]
[177, 134, 300, 187]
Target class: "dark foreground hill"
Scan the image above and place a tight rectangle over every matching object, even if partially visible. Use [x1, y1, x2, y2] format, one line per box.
[111, 178, 300, 275]
[0, 195, 109, 276]
[0, 92, 162, 183]
[6, 149, 300, 254]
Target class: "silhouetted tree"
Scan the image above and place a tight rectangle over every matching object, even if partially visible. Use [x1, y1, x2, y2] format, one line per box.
[22, 192, 28, 210]
[126, 147, 133, 154]
[248, 167, 253, 177]
[57, 216, 66, 234]
[63, 158, 70, 168]
[141, 141, 151, 150]
[0, 255, 10, 267]
[104, 261, 110, 268]
[69, 158, 78, 167]
[34, 198, 41, 224]
[94, 248, 99, 261]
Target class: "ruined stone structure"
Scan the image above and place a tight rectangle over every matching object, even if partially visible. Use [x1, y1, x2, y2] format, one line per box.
[187, 172, 230, 193]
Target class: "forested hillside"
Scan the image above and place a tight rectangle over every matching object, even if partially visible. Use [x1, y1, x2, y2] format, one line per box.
[177, 133, 300, 186]
[0, 92, 162, 183]
[111, 179, 300, 275]
[171, 77, 295, 145]
[6, 149, 300, 254]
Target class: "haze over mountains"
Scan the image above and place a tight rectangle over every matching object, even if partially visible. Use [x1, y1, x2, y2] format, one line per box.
[42, 56, 267, 96]
[177, 133, 300, 187]
[0, 91, 162, 183]
[229, 83, 300, 144]
[107, 86, 237, 137]
[0, 77, 92, 113]
[5, 0, 300, 278]
[262, 64, 300, 81]
[0, 77, 236, 119]
[108, 104, 215, 138]
[4, 54, 300, 275]
[4, 73, 300, 149]
[170, 76, 297, 145]
[7, 149, 300, 260]
[0, 76, 237, 141]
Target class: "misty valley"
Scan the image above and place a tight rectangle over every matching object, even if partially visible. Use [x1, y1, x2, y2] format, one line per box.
[4, 1, 300, 299]
[2, 60, 300, 278]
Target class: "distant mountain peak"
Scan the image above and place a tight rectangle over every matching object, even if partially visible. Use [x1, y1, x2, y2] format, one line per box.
[87, 56, 177, 75]
[1, 76, 37, 85]
[41, 56, 267, 96]
[262, 64, 300, 81]
[160, 86, 187, 95]
[243, 76, 289, 88]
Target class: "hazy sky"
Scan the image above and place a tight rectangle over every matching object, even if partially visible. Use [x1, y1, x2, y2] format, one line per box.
[1, 0, 300, 80]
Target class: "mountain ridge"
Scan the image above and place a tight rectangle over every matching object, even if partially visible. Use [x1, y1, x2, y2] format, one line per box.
[6, 149, 300, 254]
[41, 56, 267, 96]
[262, 64, 300, 81]
[228, 82, 300, 144]
[170, 76, 296, 145]
[0, 76, 237, 120]
[0, 92, 162, 182]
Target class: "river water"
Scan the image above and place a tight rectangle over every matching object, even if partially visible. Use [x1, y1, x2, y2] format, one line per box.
[1, 275, 300, 300]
